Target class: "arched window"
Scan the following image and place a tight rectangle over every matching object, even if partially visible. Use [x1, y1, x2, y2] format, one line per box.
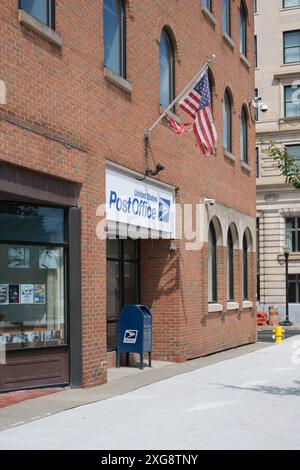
[239, 1, 247, 56]
[208, 222, 217, 303]
[222, 0, 231, 36]
[243, 233, 249, 300]
[227, 229, 234, 301]
[223, 90, 232, 152]
[159, 29, 175, 108]
[208, 69, 215, 111]
[240, 107, 248, 163]
[103, 0, 126, 77]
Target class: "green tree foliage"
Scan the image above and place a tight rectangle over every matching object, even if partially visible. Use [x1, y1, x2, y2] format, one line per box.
[263, 141, 300, 189]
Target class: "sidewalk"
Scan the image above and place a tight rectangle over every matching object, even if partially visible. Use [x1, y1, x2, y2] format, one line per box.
[0, 337, 299, 450]
[0, 341, 267, 432]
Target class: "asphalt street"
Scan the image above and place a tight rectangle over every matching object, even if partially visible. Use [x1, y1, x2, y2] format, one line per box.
[0, 336, 299, 450]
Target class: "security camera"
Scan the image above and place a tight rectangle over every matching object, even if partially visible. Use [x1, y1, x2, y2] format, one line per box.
[260, 103, 269, 113]
[204, 198, 216, 206]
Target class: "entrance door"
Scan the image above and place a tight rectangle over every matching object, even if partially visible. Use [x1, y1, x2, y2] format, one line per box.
[106, 239, 139, 351]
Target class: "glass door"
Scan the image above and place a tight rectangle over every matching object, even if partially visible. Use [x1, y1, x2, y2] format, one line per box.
[106, 239, 139, 351]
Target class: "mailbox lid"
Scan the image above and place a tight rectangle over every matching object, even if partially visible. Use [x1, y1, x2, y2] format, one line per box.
[137, 305, 152, 324]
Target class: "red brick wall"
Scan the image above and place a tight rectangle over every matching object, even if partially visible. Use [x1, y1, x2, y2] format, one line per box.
[0, 0, 256, 385]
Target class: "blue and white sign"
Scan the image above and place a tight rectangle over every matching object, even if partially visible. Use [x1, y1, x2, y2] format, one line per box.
[106, 168, 175, 234]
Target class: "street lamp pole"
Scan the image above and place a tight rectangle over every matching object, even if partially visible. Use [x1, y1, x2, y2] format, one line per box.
[280, 248, 293, 327]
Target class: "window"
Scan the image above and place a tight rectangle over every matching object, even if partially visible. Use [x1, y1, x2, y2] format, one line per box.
[254, 35, 258, 67]
[243, 233, 249, 300]
[159, 29, 175, 108]
[223, 90, 232, 152]
[208, 70, 214, 110]
[202, 0, 212, 12]
[286, 144, 300, 163]
[19, 0, 55, 28]
[239, 1, 247, 56]
[256, 219, 260, 302]
[222, 0, 231, 36]
[240, 107, 248, 163]
[103, 0, 126, 77]
[254, 0, 257, 13]
[284, 85, 300, 117]
[288, 275, 300, 303]
[0, 203, 67, 350]
[256, 147, 259, 177]
[255, 88, 259, 121]
[286, 217, 300, 252]
[284, 31, 300, 64]
[208, 223, 217, 303]
[227, 229, 234, 302]
[283, 0, 300, 8]
[107, 239, 139, 351]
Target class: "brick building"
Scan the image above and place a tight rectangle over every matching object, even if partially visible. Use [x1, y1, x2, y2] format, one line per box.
[0, 0, 256, 392]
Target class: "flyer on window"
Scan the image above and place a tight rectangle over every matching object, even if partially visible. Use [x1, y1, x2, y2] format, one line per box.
[8, 247, 30, 269]
[9, 284, 20, 304]
[39, 249, 59, 270]
[33, 284, 46, 304]
[20, 284, 34, 304]
[0, 284, 9, 305]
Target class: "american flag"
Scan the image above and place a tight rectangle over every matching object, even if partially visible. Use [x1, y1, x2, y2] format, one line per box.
[179, 67, 217, 155]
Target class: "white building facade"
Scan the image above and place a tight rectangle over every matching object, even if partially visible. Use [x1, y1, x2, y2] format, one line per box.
[255, 0, 300, 324]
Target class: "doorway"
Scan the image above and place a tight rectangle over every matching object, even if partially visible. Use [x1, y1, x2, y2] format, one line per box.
[106, 239, 140, 351]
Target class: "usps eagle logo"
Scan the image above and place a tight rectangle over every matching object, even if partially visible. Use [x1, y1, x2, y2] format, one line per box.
[158, 197, 171, 223]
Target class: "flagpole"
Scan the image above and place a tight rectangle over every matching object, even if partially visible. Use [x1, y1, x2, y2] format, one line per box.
[145, 54, 216, 140]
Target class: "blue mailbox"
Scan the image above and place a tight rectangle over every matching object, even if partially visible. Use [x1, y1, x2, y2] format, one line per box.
[117, 304, 152, 370]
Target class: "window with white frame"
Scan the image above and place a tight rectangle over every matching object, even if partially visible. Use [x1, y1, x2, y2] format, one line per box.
[208, 222, 217, 303]
[240, 107, 248, 163]
[283, 0, 300, 8]
[286, 217, 300, 252]
[284, 85, 300, 117]
[222, 0, 231, 36]
[243, 233, 249, 300]
[239, 1, 247, 56]
[159, 29, 175, 108]
[103, 0, 126, 77]
[19, 0, 55, 28]
[284, 31, 300, 64]
[227, 229, 234, 302]
[223, 90, 232, 152]
[202, 0, 213, 12]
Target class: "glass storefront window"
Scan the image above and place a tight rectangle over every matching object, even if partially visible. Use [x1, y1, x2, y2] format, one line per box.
[0, 245, 65, 349]
[0, 204, 65, 244]
[0, 202, 67, 350]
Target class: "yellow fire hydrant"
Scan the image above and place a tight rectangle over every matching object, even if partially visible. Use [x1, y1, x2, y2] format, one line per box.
[272, 326, 285, 344]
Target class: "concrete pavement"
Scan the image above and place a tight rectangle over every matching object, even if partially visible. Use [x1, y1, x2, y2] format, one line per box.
[0, 337, 299, 450]
[0, 342, 266, 431]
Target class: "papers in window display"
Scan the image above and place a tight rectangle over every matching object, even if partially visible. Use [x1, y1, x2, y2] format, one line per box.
[39, 249, 60, 270]
[20, 284, 34, 304]
[0, 284, 45, 304]
[0, 330, 62, 345]
[9, 284, 20, 304]
[33, 284, 46, 304]
[0, 284, 9, 305]
[8, 247, 30, 268]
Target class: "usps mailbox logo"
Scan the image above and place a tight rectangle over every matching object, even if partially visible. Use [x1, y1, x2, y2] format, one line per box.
[158, 197, 171, 223]
[123, 330, 138, 344]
